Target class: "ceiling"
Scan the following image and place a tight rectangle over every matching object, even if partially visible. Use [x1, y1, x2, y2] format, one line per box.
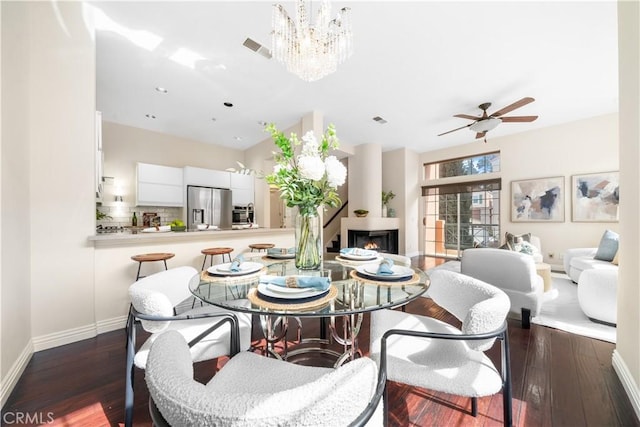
[93, 1, 619, 154]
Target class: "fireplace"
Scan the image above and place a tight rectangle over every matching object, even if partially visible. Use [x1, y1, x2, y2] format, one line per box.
[348, 229, 399, 254]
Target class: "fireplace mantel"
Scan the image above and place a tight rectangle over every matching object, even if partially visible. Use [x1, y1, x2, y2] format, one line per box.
[340, 217, 400, 248]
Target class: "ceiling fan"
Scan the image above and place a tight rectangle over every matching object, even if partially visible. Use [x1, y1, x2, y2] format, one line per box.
[438, 97, 538, 140]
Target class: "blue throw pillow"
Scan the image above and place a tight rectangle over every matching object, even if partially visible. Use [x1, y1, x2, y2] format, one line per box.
[594, 230, 619, 262]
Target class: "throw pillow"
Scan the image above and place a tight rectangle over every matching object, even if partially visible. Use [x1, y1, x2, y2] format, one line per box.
[505, 232, 532, 250]
[594, 229, 619, 262]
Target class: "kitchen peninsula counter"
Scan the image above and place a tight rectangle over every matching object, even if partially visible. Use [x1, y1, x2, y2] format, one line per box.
[92, 227, 295, 332]
[90, 227, 293, 247]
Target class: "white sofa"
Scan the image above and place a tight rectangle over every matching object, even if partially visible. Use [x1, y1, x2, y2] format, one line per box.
[563, 247, 618, 283]
[563, 246, 618, 326]
[461, 248, 544, 328]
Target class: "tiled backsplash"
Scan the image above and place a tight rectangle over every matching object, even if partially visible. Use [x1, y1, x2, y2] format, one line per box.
[97, 205, 183, 227]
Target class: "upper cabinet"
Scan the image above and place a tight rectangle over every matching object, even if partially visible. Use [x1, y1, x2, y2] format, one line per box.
[230, 173, 255, 206]
[136, 162, 184, 207]
[184, 166, 231, 189]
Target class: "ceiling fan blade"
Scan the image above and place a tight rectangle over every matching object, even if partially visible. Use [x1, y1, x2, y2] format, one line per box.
[454, 114, 481, 120]
[475, 131, 487, 139]
[437, 123, 472, 136]
[499, 115, 539, 122]
[490, 97, 535, 117]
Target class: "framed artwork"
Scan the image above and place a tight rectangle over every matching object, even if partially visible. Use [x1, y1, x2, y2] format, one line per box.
[572, 171, 619, 222]
[511, 176, 564, 222]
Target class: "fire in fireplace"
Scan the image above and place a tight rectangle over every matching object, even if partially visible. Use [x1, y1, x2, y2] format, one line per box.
[348, 229, 399, 254]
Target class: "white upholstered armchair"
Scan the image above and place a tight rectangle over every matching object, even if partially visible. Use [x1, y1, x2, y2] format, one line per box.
[461, 247, 544, 328]
[125, 266, 253, 427]
[145, 330, 384, 426]
[369, 270, 513, 426]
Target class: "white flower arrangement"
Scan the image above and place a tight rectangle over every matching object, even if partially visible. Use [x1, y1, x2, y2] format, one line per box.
[265, 123, 347, 216]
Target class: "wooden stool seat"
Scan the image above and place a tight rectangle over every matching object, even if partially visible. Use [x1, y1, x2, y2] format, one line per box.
[131, 252, 175, 280]
[249, 243, 275, 252]
[201, 247, 234, 270]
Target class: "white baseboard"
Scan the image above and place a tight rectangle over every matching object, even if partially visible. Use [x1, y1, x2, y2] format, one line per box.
[96, 315, 128, 334]
[32, 324, 97, 352]
[612, 349, 640, 422]
[32, 315, 128, 352]
[1, 341, 33, 408]
[2, 316, 127, 407]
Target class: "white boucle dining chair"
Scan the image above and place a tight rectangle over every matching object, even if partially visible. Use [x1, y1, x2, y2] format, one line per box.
[369, 269, 513, 426]
[125, 266, 252, 427]
[145, 330, 385, 427]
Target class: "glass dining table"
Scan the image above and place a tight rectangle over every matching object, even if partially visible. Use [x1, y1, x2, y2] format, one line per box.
[190, 256, 430, 367]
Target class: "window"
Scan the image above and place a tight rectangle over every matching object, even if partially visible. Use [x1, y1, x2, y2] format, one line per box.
[424, 152, 500, 180]
[422, 151, 501, 259]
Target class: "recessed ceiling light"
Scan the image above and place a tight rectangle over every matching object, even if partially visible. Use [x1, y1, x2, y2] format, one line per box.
[373, 116, 388, 124]
[223, 102, 233, 108]
[233, 136, 242, 141]
[145, 114, 156, 119]
[258, 121, 267, 126]
[155, 87, 168, 93]
[211, 117, 217, 122]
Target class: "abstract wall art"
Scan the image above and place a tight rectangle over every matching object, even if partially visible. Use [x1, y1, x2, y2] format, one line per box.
[511, 176, 565, 222]
[572, 171, 619, 222]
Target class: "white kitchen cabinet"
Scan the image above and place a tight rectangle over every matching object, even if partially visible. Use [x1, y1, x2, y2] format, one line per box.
[136, 163, 184, 206]
[183, 166, 230, 189]
[230, 173, 254, 206]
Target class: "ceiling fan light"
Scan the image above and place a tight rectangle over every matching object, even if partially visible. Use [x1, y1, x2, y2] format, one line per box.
[469, 117, 502, 133]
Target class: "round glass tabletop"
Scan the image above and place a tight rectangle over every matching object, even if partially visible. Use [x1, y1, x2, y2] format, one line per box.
[190, 258, 430, 317]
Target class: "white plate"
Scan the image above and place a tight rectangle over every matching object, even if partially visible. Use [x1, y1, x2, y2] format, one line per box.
[207, 261, 263, 276]
[340, 251, 379, 261]
[257, 282, 327, 300]
[356, 264, 414, 280]
[335, 255, 383, 264]
[265, 283, 316, 294]
[267, 252, 296, 259]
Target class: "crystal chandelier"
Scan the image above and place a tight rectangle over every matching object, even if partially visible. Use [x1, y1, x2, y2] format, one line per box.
[272, 0, 353, 82]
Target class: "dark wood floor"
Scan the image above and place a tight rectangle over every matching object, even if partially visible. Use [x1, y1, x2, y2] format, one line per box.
[3, 257, 638, 427]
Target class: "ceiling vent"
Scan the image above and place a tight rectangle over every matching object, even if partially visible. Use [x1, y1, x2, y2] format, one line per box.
[373, 116, 388, 124]
[243, 38, 272, 59]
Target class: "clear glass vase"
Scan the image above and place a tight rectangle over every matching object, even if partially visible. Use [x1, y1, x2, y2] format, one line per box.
[295, 208, 321, 270]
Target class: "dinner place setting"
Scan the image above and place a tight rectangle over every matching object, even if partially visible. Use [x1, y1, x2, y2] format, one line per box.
[335, 247, 383, 265]
[201, 254, 266, 282]
[248, 273, 338, 311]
[350, 257, 419, 285]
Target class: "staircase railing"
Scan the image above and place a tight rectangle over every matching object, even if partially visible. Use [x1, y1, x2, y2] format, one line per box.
[324, 201, 348, 229]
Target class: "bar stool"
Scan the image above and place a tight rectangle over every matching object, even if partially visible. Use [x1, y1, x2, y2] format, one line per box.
[201, 247, 234, 270]
[131, 252, 175, 281]
[249, 243, 275, 252]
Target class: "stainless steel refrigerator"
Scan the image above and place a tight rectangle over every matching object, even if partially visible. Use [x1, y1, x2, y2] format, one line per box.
[187, 185, 232, 230]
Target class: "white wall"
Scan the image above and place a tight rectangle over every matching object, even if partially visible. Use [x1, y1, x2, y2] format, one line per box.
[382, 148, 421, 256]
[1, 1, 97, 406]
[420, 113, 619, 266]
[1, 1, 32, 404]
[615, 0, 640, 418]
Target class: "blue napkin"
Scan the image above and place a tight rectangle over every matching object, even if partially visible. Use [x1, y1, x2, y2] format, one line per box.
[267, 247, 295, 256]
[377, 258, 395, 275]
[229, 254, 244, 272]
[259, 275, 330, 291]
[340, 247, 377, 257]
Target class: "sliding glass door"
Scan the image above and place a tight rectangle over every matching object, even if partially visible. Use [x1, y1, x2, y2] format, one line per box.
[422, 180, 501, 259]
